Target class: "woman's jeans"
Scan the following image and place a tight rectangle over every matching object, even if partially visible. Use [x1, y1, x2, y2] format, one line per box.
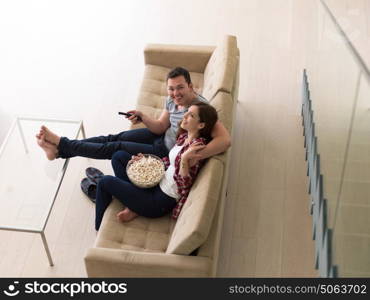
[95, 150, 176, 231]
[58, 128, 169, 159]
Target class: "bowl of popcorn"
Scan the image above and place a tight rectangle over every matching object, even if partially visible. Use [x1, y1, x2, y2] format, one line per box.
[126, 154, 165, 188]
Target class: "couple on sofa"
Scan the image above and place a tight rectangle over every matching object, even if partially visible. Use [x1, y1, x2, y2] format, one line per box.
[36, 67, 231, 230]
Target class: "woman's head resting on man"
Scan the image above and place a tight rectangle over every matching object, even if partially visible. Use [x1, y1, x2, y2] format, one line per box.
[178, 100, 218, 141]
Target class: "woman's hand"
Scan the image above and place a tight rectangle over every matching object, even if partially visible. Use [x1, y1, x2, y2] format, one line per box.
[182, 142, 206, 166]
[179, 143, 205, 176]
[129, 153, 144, 164]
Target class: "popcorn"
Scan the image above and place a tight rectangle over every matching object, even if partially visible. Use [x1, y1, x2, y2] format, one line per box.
[127, 155, 165, 188]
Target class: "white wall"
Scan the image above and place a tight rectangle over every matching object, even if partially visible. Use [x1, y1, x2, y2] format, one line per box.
[0, 1, 142, 141]
[0, 0, 245, 143]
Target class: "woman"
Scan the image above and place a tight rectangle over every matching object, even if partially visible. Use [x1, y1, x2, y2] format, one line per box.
[95, 100, 218, 230]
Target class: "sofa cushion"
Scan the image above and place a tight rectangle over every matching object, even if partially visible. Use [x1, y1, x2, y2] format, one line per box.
[209, 91, 233, 134]
[166, 158, 224, 255]
[95, 199, 176, 253]
[202, 35, 238, 101]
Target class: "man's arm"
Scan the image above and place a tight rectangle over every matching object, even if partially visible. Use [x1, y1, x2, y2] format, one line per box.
[128, 109, 170, 135]
[197, 121, 231, 160]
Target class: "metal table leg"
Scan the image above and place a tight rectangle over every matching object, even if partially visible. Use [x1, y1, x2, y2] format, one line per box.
[40, 232, 54, 267]
[80, 121, 86, 139]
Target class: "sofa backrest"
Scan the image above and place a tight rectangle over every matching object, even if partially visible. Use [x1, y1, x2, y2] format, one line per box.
[165, 36, 239, 256]
[197, 55, 239, 275]
[202, 35, 238, 101]
[209, 91, 233, 134]
[165, 90, 235, 256]
[166, 157, 224, 255]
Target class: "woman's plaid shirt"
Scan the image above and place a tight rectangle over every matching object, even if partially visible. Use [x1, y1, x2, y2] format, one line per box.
[162, 133, 206, 219]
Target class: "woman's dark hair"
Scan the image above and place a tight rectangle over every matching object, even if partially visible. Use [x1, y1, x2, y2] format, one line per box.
[177, 100, 218, 141]
[167, 67, 192, 85]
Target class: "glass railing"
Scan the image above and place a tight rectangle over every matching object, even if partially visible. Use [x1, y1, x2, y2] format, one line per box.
[304, 0, 370, 277]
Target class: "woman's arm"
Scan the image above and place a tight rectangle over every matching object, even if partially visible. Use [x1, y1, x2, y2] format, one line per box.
[197, 121, 231, 160]
[178, 142, 206, 178]
[179, 156, 191, 177]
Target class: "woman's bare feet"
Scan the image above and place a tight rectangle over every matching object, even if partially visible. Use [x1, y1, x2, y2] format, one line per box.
[117, 208, 138, 222]
[40, 125, 60, 146]
[36, 133, 58, 160]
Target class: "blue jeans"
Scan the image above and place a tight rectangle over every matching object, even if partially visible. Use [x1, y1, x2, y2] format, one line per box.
[58, 128, 169, 159]
[95, 151, 176, 231]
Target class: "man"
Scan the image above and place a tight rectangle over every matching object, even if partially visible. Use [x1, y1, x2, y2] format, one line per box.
[37, 67, 231, 162]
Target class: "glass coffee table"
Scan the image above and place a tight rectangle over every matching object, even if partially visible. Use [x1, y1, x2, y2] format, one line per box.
[0, 117, 86, 266]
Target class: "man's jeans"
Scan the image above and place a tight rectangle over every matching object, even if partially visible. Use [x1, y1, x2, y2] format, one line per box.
[58, 128, 169, 159]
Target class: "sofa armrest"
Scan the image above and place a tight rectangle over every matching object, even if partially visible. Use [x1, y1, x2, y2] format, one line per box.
[84, 247, 212, 278]
[144, 44, 215, 73]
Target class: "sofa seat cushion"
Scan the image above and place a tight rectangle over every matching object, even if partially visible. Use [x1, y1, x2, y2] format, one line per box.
[95, 199, 176, 253]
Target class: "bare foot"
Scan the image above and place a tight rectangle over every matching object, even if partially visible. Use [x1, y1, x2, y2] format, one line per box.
[35, 129, 43, 139]
[117, 208, 138, 222]
[40, 125, 60, 145]
[36, 133, 58, 160]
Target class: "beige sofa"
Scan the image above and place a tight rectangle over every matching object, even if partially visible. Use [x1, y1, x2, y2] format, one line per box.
[84, 35, 239, 277]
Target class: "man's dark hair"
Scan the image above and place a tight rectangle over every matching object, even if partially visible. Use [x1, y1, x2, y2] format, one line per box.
[167, 67, 192, 85]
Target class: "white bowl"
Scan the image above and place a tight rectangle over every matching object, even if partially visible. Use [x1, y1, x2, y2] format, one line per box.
[126, 154, 165, 188]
